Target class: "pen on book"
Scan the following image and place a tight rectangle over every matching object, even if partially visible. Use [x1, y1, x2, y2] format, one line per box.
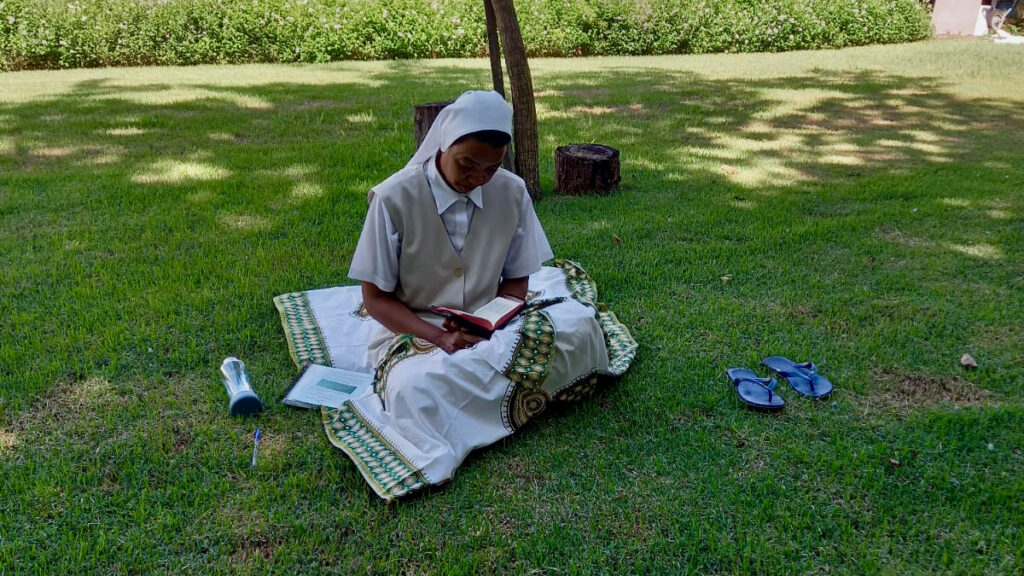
[250, 428, 261, 468]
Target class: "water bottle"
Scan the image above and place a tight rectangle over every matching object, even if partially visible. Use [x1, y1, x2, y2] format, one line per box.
[220, 356, 264, 416]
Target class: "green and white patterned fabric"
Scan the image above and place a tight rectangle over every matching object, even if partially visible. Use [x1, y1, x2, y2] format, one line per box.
[272, 291, 330, 367]
[274, 263, 636, 501]
[322, 403, 426, 499]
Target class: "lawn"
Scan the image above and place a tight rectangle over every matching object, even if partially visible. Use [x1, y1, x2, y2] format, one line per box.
[1, 39, 1022, 574]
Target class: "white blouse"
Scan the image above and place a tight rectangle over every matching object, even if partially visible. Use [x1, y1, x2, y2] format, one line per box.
[348, 156, 554, 293]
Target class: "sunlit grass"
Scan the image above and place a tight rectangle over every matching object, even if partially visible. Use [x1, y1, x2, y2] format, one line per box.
[288, 181, 325, 202]
[218, 213, 274, 231]
[944, 242, 1004, 260]
[96, 87, 275, 109]
[132, 159, 233, 184]
[103, 126, 148, 136]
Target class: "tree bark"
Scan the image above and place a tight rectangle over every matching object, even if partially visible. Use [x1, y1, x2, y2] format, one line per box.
[483, 0, 505, 98]
[413, 101, 453, 149]
[483, 0, 514, 172]
[490, 0, 541, 200]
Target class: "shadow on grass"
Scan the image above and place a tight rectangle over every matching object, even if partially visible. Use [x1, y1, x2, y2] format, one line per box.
[536, 66, 1021, 190]
[1, 62, 1022, 423]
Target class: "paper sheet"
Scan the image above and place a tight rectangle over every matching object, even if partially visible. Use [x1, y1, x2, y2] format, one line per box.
[283, 364, 374, 409]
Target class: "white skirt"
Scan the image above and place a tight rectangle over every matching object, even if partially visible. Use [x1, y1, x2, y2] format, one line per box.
[273, 260, 637, 501]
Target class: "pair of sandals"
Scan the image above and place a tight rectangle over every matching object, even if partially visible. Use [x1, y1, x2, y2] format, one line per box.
[727, 356, 834, 411]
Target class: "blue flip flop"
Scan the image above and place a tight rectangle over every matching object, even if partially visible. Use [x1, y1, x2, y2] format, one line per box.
[726, 368, 785, 411]
[761, 356, 833, 399]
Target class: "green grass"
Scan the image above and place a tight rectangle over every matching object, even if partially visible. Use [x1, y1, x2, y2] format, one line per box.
[1, 38, 1022, 574]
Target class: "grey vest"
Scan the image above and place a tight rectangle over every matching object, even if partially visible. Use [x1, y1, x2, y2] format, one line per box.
[372, 163, 524, 320]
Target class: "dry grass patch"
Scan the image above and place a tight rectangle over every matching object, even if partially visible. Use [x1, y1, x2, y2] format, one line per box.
[10, 377, 126, 433]
[6, 375, 218, 454]
[0, 428, 18, 455]
[230, 531, 280, 563]
[864, 368, 996, 416]
[877, 227, 934, 248]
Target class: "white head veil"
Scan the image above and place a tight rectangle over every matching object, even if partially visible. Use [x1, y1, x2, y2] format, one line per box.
[406, 90, 513, 169]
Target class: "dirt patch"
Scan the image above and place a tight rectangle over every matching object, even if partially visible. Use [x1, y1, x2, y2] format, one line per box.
[787, 303, 822, 321]
[171, 424, 192, 453]
[505, 457, 551, 487]
[99, 467, 121, 492]
[230, 532, 279, 563]
[866, 368, 995, 416]
[497, 516, 516, 537]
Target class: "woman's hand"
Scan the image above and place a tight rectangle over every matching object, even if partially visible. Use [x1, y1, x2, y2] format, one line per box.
[497, 276, 529, 302]
[434, 324, 483, 354]
[360, 282, 486, 354]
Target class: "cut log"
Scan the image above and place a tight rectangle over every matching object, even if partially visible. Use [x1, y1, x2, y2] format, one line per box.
[554, 144, 621, 196]
[413, 101, 453, 149]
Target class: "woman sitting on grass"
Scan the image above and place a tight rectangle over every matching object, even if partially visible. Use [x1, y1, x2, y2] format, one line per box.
[323, 90, 635, 500]
[349, 90, 548, 362]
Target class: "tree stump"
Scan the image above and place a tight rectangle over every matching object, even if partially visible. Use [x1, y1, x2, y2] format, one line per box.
[413, 101, 453, 149]
[554, 144, 620, 196]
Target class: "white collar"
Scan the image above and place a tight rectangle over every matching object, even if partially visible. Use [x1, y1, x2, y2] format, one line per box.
[426, 155, 484, 214]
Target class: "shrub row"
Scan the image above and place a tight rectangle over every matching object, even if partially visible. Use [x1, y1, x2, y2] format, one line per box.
[0, 0, 932, 70]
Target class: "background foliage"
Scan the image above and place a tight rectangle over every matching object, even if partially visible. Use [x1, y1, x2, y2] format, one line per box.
[0, 0, 933, 70]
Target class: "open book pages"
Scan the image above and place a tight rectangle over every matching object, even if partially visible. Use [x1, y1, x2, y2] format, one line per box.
[283, 363, 374, 409]
[431, 295, 525, 335]
[470, 296, 523, 325]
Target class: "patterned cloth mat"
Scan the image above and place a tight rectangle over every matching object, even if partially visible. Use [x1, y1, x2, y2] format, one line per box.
[273, 259, 638, 500]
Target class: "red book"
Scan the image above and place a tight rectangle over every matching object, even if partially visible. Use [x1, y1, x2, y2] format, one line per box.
[431, 296, 525, 338]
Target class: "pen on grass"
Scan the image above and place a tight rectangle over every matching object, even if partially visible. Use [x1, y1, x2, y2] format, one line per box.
[251, 429, 261, 468]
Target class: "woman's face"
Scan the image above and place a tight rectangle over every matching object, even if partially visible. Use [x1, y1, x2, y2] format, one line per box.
[438, 138, 505, 194]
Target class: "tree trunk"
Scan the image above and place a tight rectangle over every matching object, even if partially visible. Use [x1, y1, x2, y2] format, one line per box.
[490, 0, 541, 200]
[483, 0, 514, 172]
[484, 0, 505, 98]
[554, 144, 620, 196]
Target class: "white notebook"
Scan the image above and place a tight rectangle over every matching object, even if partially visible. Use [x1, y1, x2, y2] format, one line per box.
[282, 363, 374, 409]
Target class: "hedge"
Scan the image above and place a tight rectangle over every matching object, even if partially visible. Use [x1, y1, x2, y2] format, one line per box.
[0, 0, 932, 70]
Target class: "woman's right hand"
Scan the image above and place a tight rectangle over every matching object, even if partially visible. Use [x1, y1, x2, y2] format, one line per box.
[434, 327, 483, 354]
[362, 283, 483, 355]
